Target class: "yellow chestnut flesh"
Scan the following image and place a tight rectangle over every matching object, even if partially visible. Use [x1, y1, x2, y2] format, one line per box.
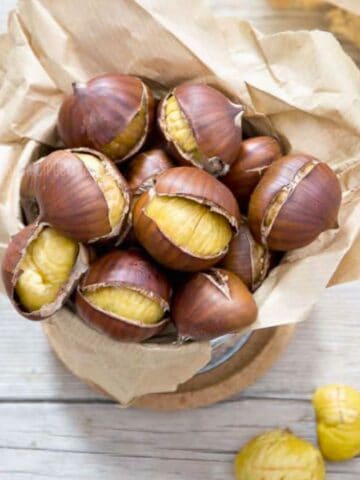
[15, 228, 79, 312]
[102, 99, 147, 159]
[234, 430, 325, 480]
[145, 195, 232, 257]
[313, 384, 360, 461]
[164, 95, 202, 164]
[77, 153, 125, 227]
[84, 286, 164, 325]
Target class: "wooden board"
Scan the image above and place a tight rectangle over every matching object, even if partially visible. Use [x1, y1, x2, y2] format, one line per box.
[1, 400, 359, 479]
[44, 323, 295, 410]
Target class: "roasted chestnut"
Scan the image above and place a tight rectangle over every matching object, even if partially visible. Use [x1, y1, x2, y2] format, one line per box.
[1, 223, 89, 320]
[21, 148, 131, 244]
[221, 136, 282, 209]
[248, 154, 342, 251]
[75, 249, 171, 342]
[172, 268, 257, 341]
[132, 166, 241, 271]
[313, 384, 360, 462]
[125, 149, 174, 194]
[58, 74, 155, 163]
[158, 83, 243, 176]
[234, 430, 325, 480]
[221, 222, 272, 291]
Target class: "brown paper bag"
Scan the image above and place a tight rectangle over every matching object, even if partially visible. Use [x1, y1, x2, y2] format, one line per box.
[1, 0, 360, 404]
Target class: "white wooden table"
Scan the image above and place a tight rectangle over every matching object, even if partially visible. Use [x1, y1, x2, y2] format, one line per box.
[1, 1, 360, 478]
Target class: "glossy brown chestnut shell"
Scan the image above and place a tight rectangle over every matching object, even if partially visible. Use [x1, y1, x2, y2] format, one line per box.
[221, 136, 282, 210]
[172, 268, 258, 341]
[158, 83, 243, 176]
[132, 166, 241, 271]
[21, 148, 131, 244]
[57, 74, 155, 163]
[1, 223, 89, 320]
[125, 149, 174, 194]
[221, 222, 272, 291]
[75, 249, 171, 342]
[248, 153, 342, 251]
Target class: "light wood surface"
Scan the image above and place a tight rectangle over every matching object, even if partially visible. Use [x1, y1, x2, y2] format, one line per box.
[2, 1, 360, 478]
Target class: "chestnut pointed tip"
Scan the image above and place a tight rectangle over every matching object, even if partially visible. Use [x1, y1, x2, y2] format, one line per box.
[72, 81, 87, 95]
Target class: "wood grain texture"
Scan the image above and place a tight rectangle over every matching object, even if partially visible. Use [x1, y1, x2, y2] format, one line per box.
[1, 401, 359, 479]
[2, 280, 360, 401]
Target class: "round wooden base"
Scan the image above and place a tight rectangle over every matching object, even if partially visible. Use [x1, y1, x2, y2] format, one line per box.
[45, 324, 295, 410]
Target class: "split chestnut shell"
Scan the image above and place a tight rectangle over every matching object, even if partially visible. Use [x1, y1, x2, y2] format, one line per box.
[21, 148, 131, 244]
[222, 222, 272, 291]
[1, 223, 89, 320]
[58, 74, 155, 163]
[248, 154, 342, 251]
[221, 136, 282, 209]
[172, 268, 258, 341]
[75, 249, 171, 342]
[132, 166, 241, 271]
[158, 84, 244, 176]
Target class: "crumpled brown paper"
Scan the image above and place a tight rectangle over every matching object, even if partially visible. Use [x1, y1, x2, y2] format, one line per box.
[1, 0, 360, 404]
[328, 0, 360, 13]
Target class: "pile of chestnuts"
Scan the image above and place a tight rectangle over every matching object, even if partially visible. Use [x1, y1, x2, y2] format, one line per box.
[1, 73, 342, 343]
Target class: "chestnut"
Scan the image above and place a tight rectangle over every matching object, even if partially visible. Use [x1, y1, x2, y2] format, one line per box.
[172, 268, 257, 341]
[58, 74, 155, 163]
[124, 149, 174, 194]
[221, 136, 282, 209]
[1, 223, 89, 320]
[21, 148, 131, 243]
[248, 153, 342, 251]
[158, 83, 243, 176]
[132, 166, 241, 271]
[75, 249, 171, 342]
[221, 222, 272, 291]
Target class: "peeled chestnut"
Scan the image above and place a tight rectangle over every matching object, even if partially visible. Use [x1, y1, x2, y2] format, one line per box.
[132, 166, 241, 271]
[222, 222, 272, 291]
[221, 136, 282, 209]
[58, 74, 155, 163]
[234, 430, 325, 480]
[75, 249, 171, 342]
[313, 384, 360, 462]
[172, 268, 257, 341]
[125, 149, 174, 194]
[158, 83, 243, 176]
[248, 154, 342, 251]
[21, 148, 131, 243]
[1, 223, 89, 320]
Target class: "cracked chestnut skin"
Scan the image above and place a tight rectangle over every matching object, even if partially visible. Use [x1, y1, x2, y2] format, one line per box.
[20, 148, 131, 244]
[171, 268, 257, 341]
[158, 83, 244, 176]
[75, 249, 171, 342]
[248, 153, 342, 251]
[221, 222, 272, 291]
[58, 74, 155, 163]
[132, 167, 241, 271]
[1, 223, 89, 321]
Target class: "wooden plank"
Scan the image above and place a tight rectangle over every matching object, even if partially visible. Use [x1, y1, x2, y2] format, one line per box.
[0, 400, 358, 478]
[1, 280, 360, 401]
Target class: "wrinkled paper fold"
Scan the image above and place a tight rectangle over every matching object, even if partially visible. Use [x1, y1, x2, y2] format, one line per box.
[0, 0, 360, 403]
